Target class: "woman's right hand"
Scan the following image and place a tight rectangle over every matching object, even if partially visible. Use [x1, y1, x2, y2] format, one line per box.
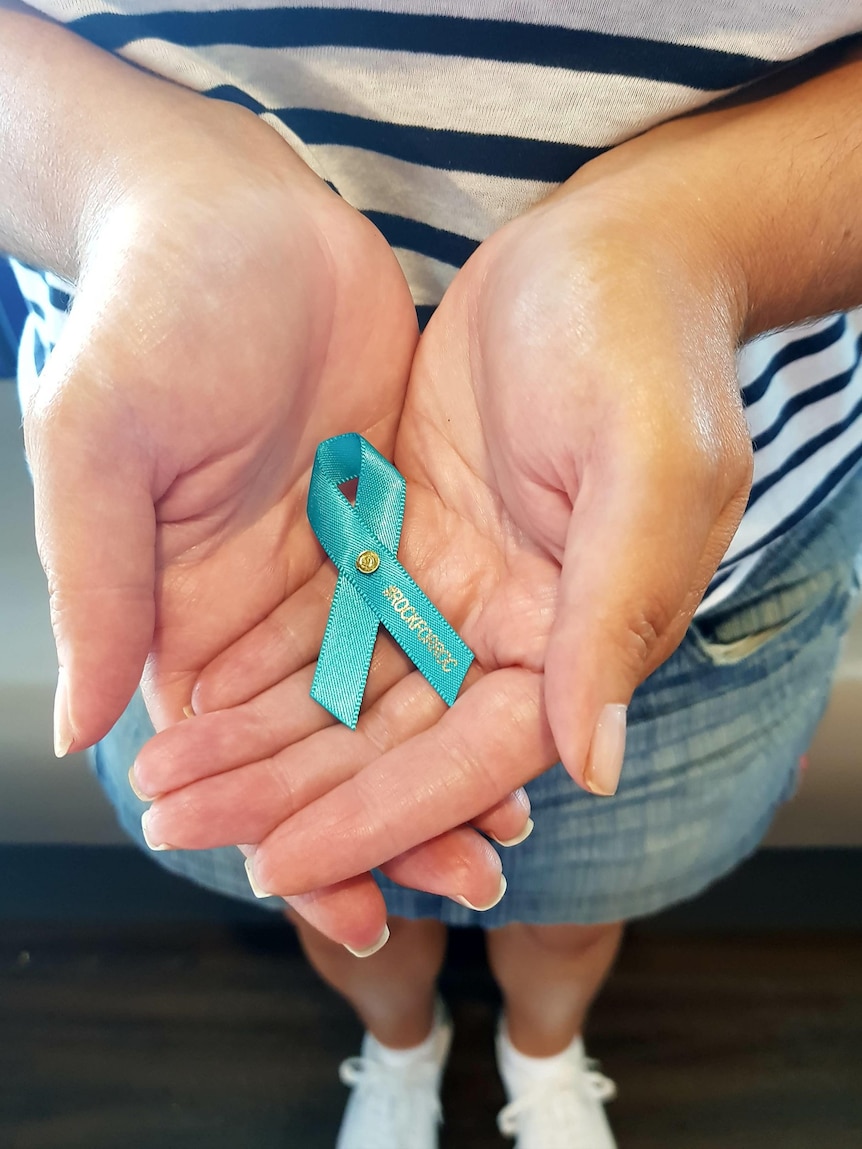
[22, 82, 420, 750]
[6, 23, 523, 948]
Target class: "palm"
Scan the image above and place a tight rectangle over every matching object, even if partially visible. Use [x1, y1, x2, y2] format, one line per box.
[139, 191, 752, 900]
[141, 188, 417, 730]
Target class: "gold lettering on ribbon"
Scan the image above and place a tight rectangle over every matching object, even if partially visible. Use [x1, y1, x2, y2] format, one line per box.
[382, 585, 458, 672]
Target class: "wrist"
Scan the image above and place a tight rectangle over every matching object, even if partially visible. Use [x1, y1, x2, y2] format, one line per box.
[534, 165, 749, 352]
[560, 48, 862, 341]
[78, 93, 290, 274]
[1, 7, 312, 282]
[76, 91, 324, 294]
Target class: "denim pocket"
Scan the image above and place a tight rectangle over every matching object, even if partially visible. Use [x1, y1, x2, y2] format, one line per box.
[687, 566, 853, 669]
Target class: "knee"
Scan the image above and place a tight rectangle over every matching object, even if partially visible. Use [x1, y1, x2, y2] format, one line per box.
[526, 921, 622, 956]
[496, 920, 623, 960]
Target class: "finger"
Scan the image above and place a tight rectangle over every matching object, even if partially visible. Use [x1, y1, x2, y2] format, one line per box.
[251, 828, 505, 918]
[138, 671, 531, 852]
[24, 347, 156, 755]
[137, 698, 531, 855]
[190, 565, 336, 714]
[249, 667, 554, 896]
[141, 668, 514, 908]
[141, 511, 322, 730]
[133, 627, 418, 799]
[264, 821, 508, 951]
[379, 828, 505, 910]
[135, 665, 334, 798]
[543, 430, 751, 796]
[283, 875, 391, 954]
[140, 666, 450, 847]
[471, 788, 533, 847]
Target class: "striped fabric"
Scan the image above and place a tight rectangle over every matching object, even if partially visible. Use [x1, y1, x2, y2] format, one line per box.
[10, 1, 862, 612]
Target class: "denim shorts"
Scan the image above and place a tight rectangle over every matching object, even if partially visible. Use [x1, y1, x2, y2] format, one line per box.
[94, 463, 862, 927]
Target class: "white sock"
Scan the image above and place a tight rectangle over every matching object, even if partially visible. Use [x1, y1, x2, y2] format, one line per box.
[363, 999, 450, 1070]
[497, 1022, 585, 1097]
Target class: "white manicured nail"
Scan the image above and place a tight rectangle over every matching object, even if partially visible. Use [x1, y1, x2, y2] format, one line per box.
[244, 857, 273, 899]
[128, 767, 152, 802]
[456, 874, 507, 912]
[344, 925, 391, 958]
[490, 819, 535, 848]
[140, 809, 172, 851]
[53, 669, 73, 758]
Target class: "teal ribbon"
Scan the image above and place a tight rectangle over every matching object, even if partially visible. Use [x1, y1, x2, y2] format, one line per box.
[307, 433, 474, 728]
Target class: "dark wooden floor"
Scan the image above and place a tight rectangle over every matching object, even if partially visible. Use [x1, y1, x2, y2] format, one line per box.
[1, 921, 861, 1149]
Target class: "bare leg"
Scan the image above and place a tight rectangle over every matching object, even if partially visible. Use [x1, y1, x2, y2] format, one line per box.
[486, 921, 624, 1056]
[286, 910, 448, 1049]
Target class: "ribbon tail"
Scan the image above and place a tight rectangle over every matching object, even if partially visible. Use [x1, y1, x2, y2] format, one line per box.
[310, 574, 380, 729]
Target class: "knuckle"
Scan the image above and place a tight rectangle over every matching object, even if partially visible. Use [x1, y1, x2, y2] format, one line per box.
[609, 604, 667, 682]
[264, 758, 302, 820]
[356, 702, 394, 756]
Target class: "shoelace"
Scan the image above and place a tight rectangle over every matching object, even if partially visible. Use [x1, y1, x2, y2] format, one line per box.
[497, 1061, 617, 1138]
[339, 1055, 443, 1132]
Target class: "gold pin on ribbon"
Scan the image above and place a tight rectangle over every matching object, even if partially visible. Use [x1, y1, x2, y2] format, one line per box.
[355, 550, 380, 574]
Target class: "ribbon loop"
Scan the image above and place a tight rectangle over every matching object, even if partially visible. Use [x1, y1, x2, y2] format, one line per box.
[307, 434, 474, 728]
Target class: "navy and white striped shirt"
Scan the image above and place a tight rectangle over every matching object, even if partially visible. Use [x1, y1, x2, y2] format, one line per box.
[10, 1, 862, 611]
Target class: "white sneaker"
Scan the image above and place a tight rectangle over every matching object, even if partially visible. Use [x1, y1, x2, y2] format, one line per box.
[496, 1028, 618, 1149]
[335, 1002, 453, 1149]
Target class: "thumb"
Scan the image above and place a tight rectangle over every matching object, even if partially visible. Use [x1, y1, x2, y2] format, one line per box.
[543, 447, 749, 795]
[25, 355, 157, 756]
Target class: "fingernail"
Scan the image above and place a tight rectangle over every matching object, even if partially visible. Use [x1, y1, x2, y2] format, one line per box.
[182, 705, 195, 719]
[512, 787, 532, 815]
[345, 925, 391, 958]
[585, 703, 627, 796]
[490, 819, 535, 848]
[140, 809, 172, 852]
[128, 767, 153, 802]
[237, 844, 257, 859]
[244, 857, 273, 899]
[456, 874, 507, 912]
[53, 668, 74, 758]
